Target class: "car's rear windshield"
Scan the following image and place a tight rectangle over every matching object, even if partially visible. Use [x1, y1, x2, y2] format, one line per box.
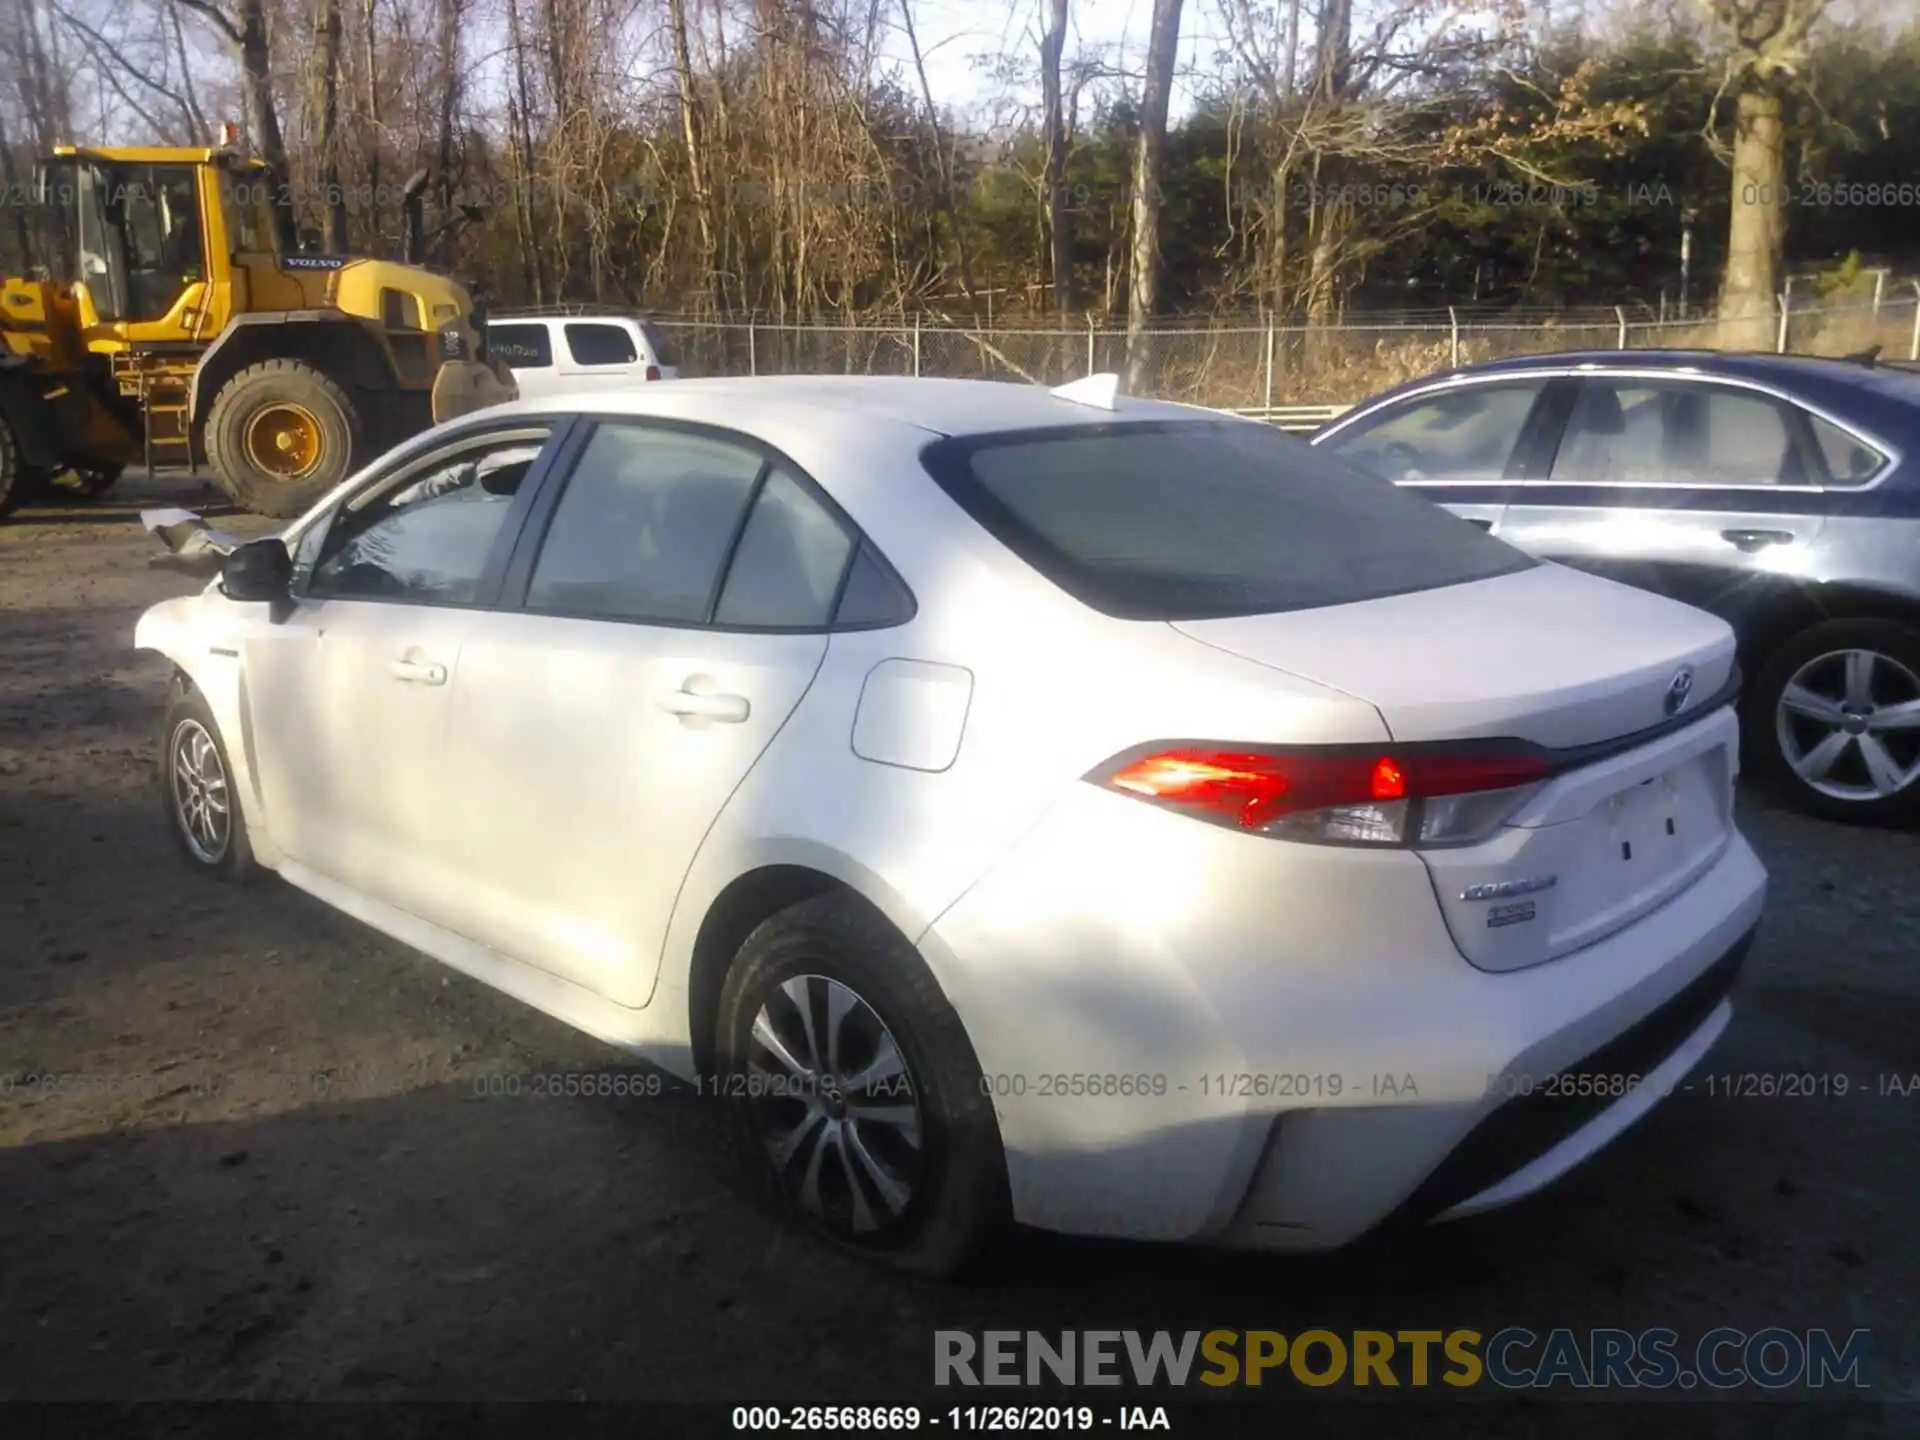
[918, 420, 1535, 621]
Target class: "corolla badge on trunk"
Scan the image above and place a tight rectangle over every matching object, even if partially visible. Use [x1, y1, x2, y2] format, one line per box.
[1664, 666, 1695, 717]
[1461, 875, 1558, 902]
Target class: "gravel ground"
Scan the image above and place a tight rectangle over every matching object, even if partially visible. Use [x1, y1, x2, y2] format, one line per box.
[0, 475, 1914, 1436]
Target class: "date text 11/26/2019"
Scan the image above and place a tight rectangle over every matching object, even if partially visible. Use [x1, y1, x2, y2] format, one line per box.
[731, 1405, 1173, 1432]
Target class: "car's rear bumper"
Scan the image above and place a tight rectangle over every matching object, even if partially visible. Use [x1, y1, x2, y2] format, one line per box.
[919, 785, 1767, 1248]
[1212, 921, 1753, 1249]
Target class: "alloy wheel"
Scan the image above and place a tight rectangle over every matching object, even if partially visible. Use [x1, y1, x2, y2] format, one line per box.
[1776, 647, 1920, 803]
[169, 719, 231, 863]
[744, 974, 924, 1238]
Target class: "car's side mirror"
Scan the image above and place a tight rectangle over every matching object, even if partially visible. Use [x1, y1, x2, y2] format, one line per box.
[220, 538, 295, 622]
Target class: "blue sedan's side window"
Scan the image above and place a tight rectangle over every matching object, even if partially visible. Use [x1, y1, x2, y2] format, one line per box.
[1332, 382, 1546, 484]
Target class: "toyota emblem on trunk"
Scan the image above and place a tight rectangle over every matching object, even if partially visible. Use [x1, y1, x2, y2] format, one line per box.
[1664, 666, 1695, 717]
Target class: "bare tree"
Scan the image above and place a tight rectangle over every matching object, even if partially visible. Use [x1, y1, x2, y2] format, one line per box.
[359, 0, 381, 245]
[1124, 0, 1182, 392]
[1299, 0, 1353, 326]
[0, 105, 32, 267]
[503, 0, 547, 299]
[667, 0, 720, 308]
[1039, 0, 1071, 313]
[174, 0, 297, 250]
[430, 0, 464, 255]
[1703, 0, 1832, 349]
[168, 0, 209, 139]
[309, 0, 346, 248]
[9, 0, 77, 151]
[898, 0, 977, 301]
[50, 3, 211, 144]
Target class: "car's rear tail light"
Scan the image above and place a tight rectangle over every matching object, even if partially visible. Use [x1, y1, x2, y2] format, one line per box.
[645, 364, 662, 381]
[1093, 744, 1552, 848]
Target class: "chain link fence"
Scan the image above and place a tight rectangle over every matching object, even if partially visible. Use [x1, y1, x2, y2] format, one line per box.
[502, 284, 1920, 410]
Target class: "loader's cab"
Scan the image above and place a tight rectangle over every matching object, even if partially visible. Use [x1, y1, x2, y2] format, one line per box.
[2, 141, 513, 522]
[40, 146, 251, 346]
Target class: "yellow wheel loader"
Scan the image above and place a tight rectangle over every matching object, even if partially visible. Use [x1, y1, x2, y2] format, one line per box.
[0, 139, 515, 521]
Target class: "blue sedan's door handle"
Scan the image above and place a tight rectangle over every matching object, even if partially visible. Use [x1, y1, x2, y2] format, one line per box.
[1721, 529, 1793, 553]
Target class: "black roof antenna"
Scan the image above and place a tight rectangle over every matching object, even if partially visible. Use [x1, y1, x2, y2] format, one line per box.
[1842, 344, 1883, 368]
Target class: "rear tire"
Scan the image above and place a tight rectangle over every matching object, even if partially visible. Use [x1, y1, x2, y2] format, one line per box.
[0, 415, 29, 520]
[159, 676, 256, 883]
[1749, 617, 1920, 827]
[714, 892, 1010, 1277]
[205, 359, 361, 519]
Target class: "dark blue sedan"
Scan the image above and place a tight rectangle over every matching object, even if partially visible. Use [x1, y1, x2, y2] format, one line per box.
[1315, 350, 1920, 825]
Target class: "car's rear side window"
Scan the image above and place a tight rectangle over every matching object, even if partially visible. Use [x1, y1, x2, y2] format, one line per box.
[919, 421, 1536, 621]
[525, 423, 762, 623]
[1807, 413, 1887, 486]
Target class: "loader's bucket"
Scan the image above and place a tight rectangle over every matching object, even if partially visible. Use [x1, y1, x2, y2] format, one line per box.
[430, 358, 517, 425]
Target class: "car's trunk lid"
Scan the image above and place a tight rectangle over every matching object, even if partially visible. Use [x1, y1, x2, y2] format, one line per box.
[1170, 563, 1736, 750]
[1171, 564, 1741, 970]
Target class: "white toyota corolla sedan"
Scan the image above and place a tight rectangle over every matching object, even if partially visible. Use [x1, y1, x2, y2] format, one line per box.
[136, 375, 1767, 1275]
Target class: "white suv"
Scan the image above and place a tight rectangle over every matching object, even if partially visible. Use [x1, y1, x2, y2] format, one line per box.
[486, 315, 681, 398]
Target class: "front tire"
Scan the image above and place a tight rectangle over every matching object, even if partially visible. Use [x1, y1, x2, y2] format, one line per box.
[715, 892, 1010, 1277]
[1749, 617, 1920, 826]
[159, 678, 256, 882]
[205, 358, 362, 519]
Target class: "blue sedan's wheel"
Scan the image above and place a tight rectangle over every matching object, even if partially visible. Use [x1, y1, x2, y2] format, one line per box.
[1754, 618, 1920, 826]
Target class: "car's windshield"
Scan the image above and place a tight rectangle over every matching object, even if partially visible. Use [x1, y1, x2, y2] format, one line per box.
[919, 419, 1536, 621]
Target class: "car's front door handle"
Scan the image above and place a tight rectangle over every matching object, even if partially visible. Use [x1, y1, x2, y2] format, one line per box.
[1721, 529, 1794, 553]
[388, 658, 448, 685]
[660, 689, 751, 723]
[1466, 517, 1495, 531]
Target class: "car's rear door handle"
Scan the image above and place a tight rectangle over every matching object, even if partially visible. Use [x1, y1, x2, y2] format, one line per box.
[659, 689, 750, 723]
[1721, 529, 1793, 553]
[388, 658, 448, 685]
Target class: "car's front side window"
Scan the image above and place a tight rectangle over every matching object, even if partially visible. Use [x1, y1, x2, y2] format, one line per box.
[305, 433, 549, 605]
[1328, 381, 1545, 483]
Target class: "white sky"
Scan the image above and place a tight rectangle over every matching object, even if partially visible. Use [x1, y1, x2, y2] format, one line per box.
[874, 0, 1233, 125]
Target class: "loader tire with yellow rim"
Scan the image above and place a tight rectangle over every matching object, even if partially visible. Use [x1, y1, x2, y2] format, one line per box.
[205, 359, 362, 520]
